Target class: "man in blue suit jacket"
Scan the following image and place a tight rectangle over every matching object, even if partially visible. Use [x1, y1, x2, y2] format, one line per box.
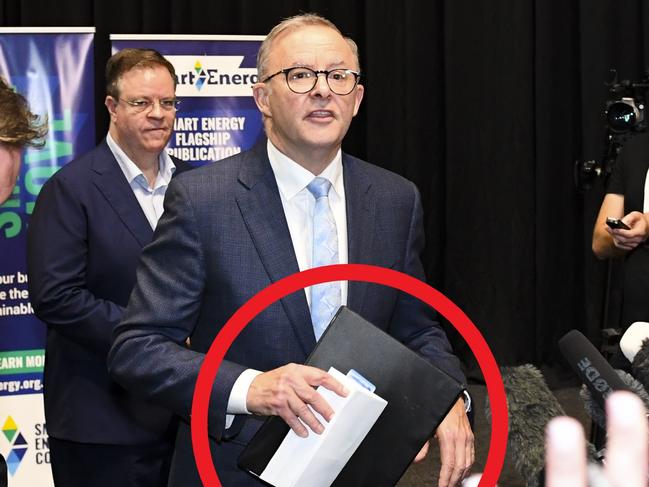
[109, 14, 473, 487]
[28, 49, 192, 487]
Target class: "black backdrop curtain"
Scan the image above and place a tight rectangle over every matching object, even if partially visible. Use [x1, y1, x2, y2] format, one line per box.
[2, 0, 647, 378]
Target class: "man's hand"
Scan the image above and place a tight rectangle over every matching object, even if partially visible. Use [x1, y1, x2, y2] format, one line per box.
[434, 397, 474, 487]
[413, 439, 430, 463]
[246, 363, 348, 438]
[607, 211, 649, 251]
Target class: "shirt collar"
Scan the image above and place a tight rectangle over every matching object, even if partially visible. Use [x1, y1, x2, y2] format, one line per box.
[266, 139, 343, 200]
[106, 133, 176, 188]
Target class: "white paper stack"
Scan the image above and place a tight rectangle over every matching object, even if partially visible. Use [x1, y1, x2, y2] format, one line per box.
[259, 367, 388, 487]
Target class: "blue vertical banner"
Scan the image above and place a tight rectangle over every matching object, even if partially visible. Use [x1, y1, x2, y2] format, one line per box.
[0, 27, 95, 486]
[111, 34, 265, 166]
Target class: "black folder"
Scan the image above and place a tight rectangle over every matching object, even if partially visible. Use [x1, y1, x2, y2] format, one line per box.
[238, 306, 465, 487]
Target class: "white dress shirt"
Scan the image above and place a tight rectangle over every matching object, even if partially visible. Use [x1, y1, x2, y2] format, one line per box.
[225, 139, 350, 425]
[106, 133, 176, 230]
[266, 139, 349, 306]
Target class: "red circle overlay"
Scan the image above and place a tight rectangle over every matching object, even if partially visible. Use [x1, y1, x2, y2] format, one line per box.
[191, 264, 507, 487]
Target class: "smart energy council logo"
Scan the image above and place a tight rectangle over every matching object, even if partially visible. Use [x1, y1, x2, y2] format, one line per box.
[2, 416, 27, 476]
[169, 55, 258, 97]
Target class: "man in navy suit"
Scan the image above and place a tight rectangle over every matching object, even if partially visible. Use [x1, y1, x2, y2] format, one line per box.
[109, 14, 473, 487]
[27, 48, 192, 487]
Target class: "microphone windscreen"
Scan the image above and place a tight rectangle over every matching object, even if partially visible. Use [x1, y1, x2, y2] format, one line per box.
[485, 364, 564, 487]
[631, 336, 649, 392]
[559, 330, 630, 409]
[620, 322, 649, 362]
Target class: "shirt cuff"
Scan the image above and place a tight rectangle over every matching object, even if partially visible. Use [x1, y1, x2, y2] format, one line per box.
[225, 368, 262, 429]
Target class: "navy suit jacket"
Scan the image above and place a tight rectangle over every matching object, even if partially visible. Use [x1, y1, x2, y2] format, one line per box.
[27, 140, 192, 444]
[108, 141, 465, 485]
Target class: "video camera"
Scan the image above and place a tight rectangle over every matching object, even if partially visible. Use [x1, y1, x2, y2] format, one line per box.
[575, 69, 649, 191]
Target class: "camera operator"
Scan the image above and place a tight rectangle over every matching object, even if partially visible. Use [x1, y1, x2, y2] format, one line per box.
[592, 130, 649, 330]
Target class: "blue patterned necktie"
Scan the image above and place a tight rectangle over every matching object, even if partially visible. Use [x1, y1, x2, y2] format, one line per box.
[307, 177, 341, 340]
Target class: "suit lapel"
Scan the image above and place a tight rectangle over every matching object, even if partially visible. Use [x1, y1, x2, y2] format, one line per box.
[235, 144, 315, 355]
[343, 155, 376, 314]
[91, 141, 153, 247]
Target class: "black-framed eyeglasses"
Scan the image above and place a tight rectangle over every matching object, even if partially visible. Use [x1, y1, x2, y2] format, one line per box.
[262, 67, 361, 95]
[117, 97, 180, 113]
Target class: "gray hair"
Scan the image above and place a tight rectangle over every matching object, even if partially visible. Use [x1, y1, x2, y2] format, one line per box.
[257, 13, 360, 79]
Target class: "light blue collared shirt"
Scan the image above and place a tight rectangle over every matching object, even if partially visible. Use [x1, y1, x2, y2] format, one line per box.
[106, 133, 176, 230]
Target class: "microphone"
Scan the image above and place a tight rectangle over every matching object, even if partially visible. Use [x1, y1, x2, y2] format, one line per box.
[485, 364, 597, 487]
[620, 321, 649, 362]
[558, 330, 631, 410]
[633, 338, 649, 392]
[620, 322, 649, 363]
[621, 322, 649, 391]
[579, 369, 649, 428]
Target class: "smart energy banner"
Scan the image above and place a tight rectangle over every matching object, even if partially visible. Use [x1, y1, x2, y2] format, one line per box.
[0, 27, 95, 486]
[111, 35, 266, 167]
